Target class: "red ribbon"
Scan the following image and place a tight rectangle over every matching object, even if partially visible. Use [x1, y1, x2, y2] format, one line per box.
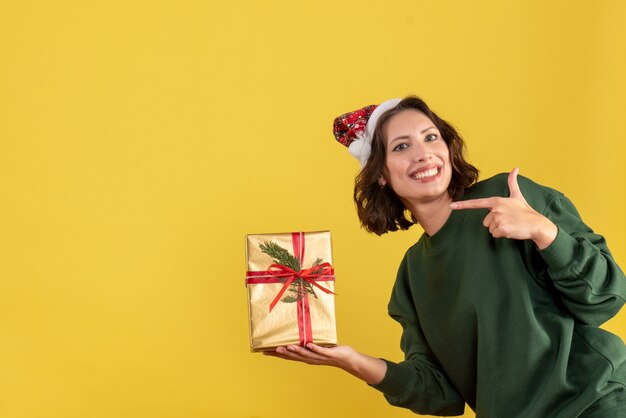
[265, 262, 335, 312]
[246, 232, 335, 346]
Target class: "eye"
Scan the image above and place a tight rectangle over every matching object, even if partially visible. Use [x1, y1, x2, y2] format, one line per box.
[392, 143, 408, 152]
[425, 133, 438, 142]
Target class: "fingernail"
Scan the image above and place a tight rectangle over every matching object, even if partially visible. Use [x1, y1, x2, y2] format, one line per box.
[287, 345, 296, 351]
[450, 203, 457, 209]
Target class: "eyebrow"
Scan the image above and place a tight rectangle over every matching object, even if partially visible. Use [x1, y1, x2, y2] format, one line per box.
[388, 126, 437, 144]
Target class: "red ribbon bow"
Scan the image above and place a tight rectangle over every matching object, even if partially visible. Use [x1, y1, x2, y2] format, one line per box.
[266, 262, 335, 312]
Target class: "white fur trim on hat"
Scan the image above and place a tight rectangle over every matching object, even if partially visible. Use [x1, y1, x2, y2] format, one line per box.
[352, 98, 402, 168]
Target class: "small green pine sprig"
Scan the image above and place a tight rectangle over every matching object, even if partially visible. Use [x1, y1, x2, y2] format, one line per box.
[259, 241, 301, 271]
[259, 241, 326, 305]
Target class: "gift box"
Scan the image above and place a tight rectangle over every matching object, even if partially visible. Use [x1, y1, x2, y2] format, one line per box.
[245, 231, 337, 352]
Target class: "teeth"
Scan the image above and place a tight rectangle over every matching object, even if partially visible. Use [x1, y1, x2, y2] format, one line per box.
[411, 167, 438, 179]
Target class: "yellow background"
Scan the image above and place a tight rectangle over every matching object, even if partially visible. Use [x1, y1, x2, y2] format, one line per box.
[1, 1, 625, 417]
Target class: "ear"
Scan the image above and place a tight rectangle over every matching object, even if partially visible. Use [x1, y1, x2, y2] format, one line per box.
[378, 175, 387, 187]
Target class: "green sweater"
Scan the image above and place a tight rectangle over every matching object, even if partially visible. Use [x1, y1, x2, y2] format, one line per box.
[372, 174, 626, 417]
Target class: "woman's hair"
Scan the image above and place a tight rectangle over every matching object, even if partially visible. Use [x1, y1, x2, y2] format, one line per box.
[354, 95, 479, 235]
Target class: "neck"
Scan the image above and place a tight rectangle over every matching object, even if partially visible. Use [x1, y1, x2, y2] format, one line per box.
[404, 193, 453, 237]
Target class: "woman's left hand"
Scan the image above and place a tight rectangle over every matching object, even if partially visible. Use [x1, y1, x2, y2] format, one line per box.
[450, 168, 558, 250]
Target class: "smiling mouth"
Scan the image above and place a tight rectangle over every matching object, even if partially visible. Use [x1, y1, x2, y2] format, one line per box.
[410, 167, 440, 180]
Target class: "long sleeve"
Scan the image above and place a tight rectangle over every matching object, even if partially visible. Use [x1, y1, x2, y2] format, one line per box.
[371, 256, 465, 416]
[538, 193, 626, 326]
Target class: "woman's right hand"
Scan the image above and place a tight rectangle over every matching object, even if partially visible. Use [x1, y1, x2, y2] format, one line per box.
[264, 343, 387, 385]
[264, 343, 357, 367]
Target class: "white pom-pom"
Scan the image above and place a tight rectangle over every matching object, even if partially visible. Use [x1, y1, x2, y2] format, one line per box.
[348, 133, 371, 168]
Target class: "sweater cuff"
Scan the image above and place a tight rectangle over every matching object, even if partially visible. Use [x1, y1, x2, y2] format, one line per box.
[538, 227, 577, 274]
[369, 359, 414, 397]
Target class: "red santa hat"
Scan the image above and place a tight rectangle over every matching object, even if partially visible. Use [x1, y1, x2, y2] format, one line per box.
[332, 98, 401, 167]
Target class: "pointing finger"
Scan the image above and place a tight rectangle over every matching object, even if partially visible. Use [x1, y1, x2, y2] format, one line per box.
[450, 197, 498, 210]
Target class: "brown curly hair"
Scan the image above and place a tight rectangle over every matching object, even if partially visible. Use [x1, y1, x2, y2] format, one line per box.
[354, 96, 479, 235]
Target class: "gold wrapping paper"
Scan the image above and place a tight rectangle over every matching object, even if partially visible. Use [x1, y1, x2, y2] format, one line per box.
[245, 231, 337, 352]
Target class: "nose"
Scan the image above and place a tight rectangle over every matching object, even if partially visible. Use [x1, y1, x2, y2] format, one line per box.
[412, 143, 433, 162]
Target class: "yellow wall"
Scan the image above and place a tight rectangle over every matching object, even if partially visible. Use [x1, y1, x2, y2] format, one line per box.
[1, 1, 624, 417]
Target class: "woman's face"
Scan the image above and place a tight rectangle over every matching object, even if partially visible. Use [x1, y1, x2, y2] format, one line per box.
[381, 109, 452, 206]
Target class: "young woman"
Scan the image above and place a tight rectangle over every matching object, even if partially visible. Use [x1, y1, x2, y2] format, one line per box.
[265, 96, 626, 417]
